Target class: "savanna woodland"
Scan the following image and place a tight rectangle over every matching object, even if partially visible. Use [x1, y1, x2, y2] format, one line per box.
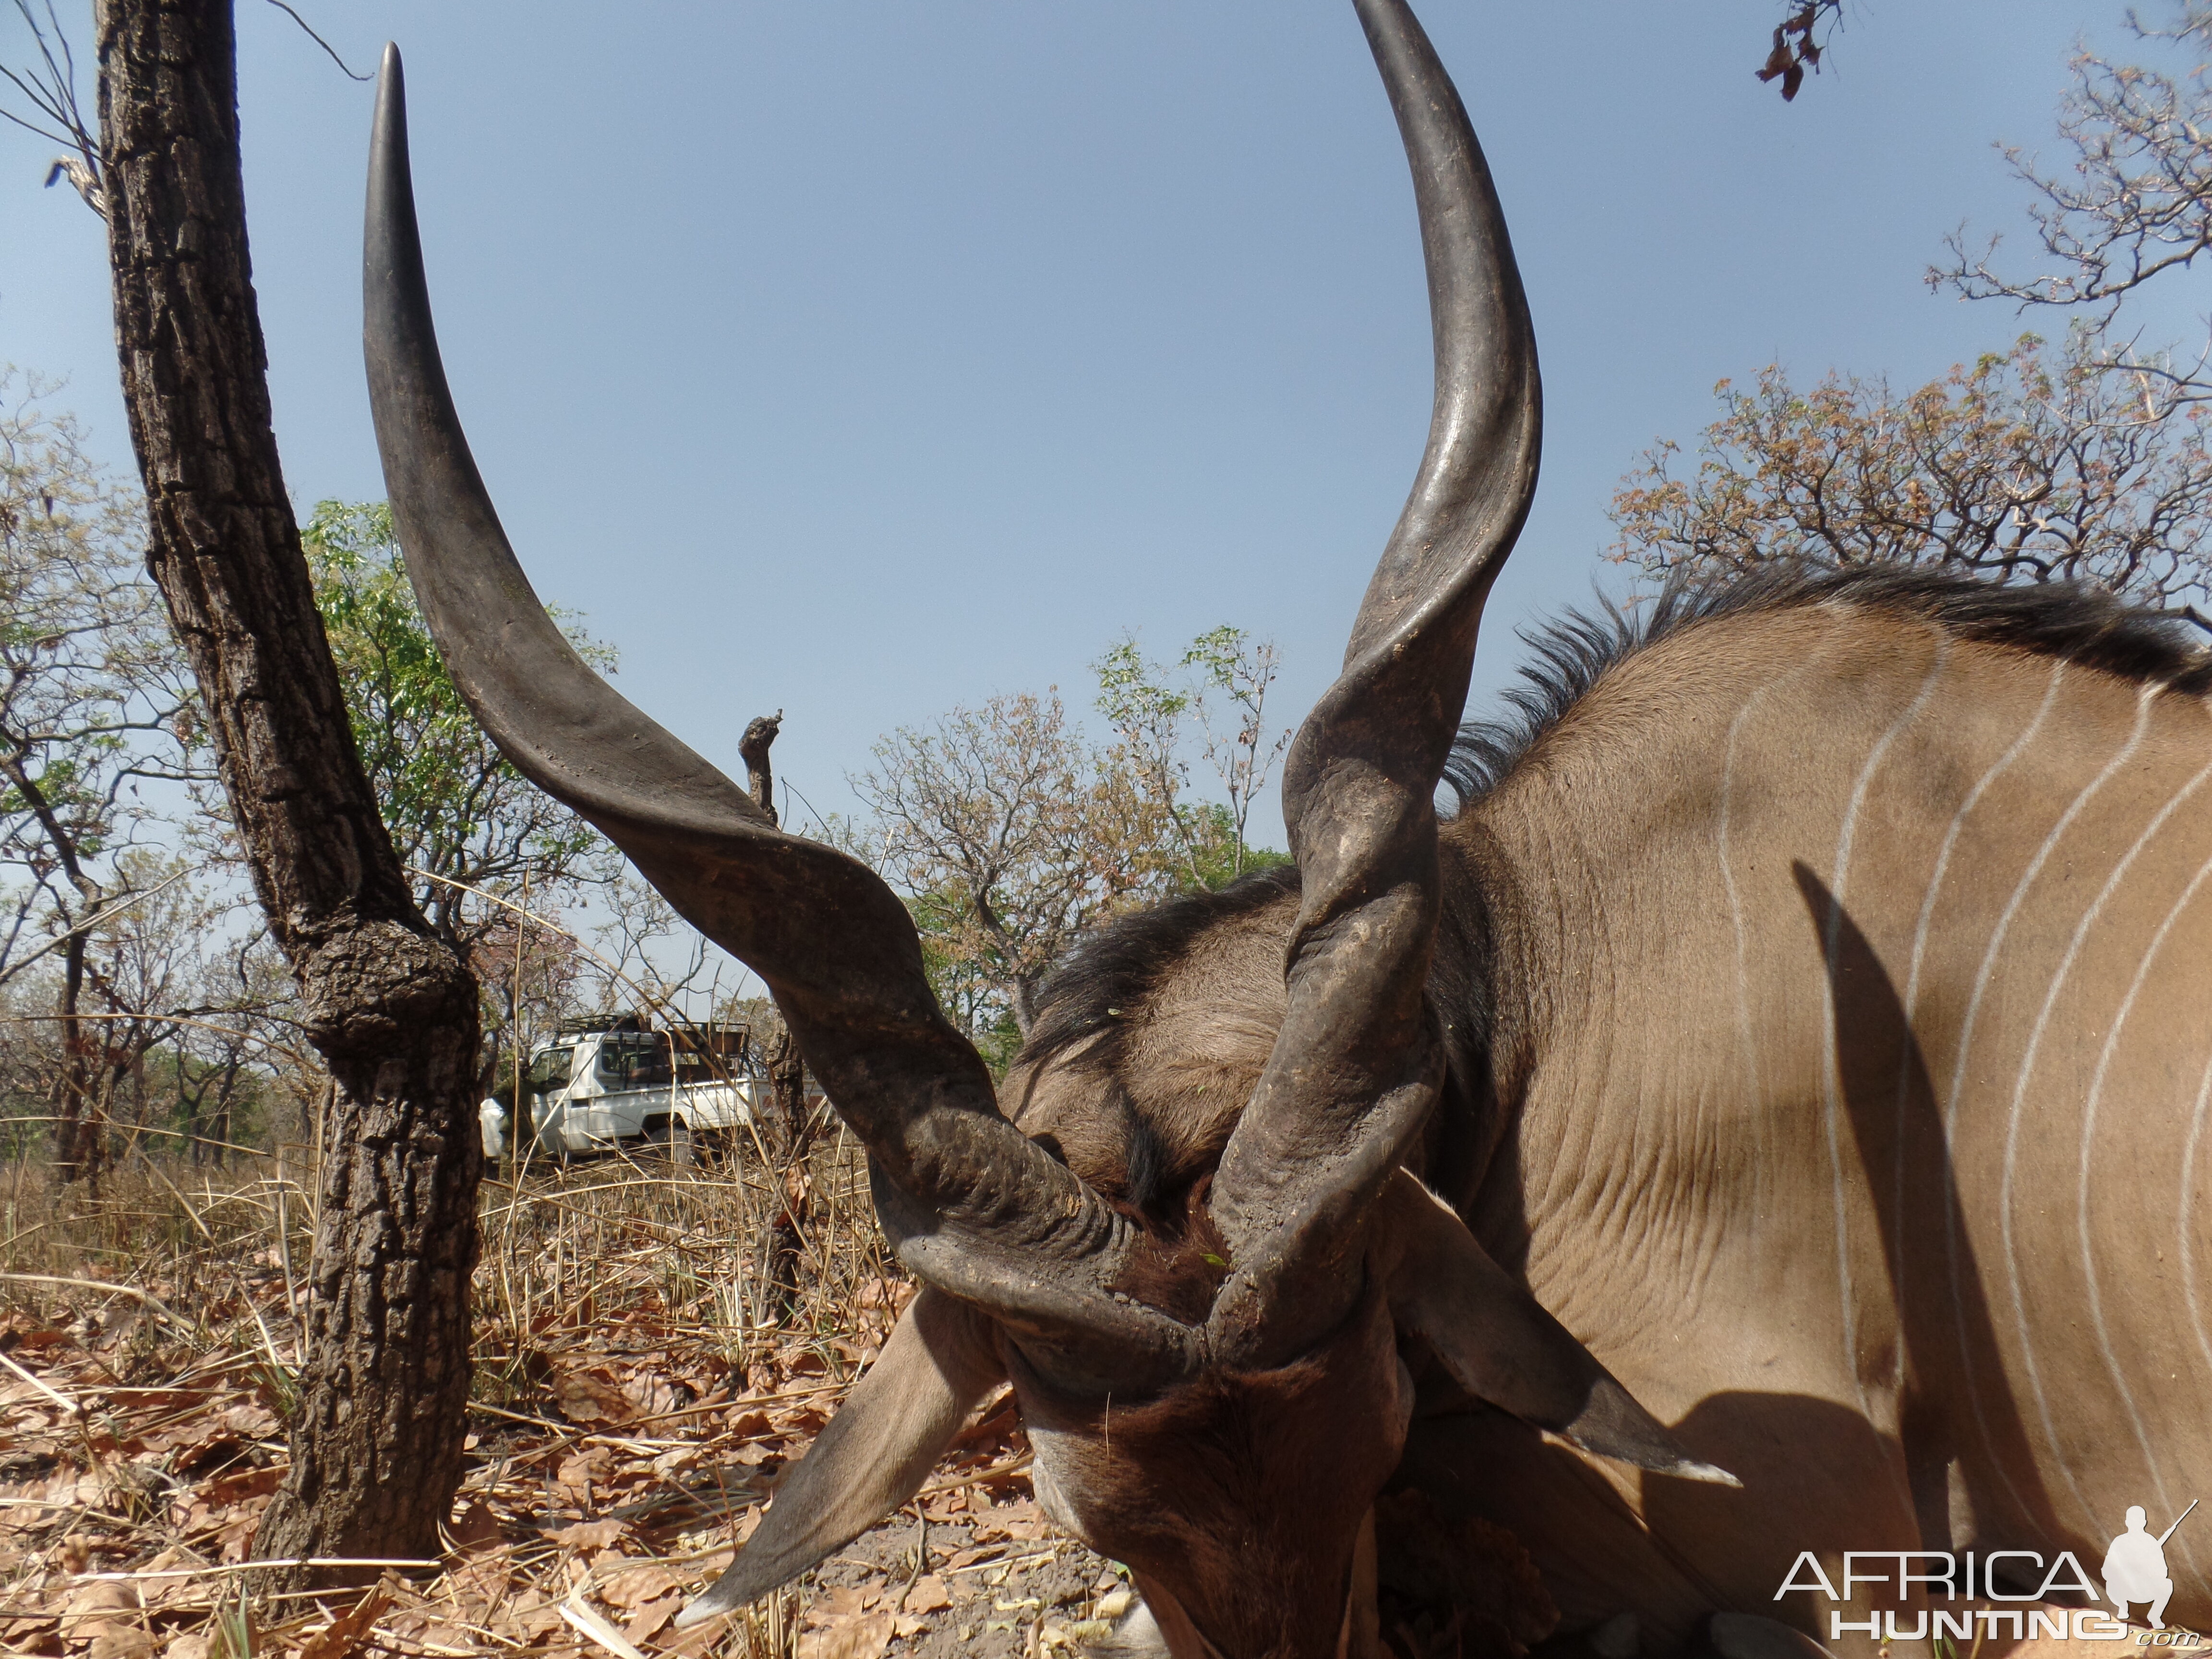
[0, 1, 2208, 1658]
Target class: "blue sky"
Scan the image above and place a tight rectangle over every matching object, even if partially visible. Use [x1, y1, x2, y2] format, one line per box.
[4, 0, 2200, 863]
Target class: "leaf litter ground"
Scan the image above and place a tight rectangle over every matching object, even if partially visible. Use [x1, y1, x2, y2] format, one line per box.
[0, 1253, 1128, 1659]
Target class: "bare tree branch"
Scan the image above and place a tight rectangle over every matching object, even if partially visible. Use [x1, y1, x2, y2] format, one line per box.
[1610, 332, 2212, 637]
[1934, 2, 2212, 317]
[851, 690, 1174, 1053]
[3, 0, 101, 216]
[259, 0, 369, 83]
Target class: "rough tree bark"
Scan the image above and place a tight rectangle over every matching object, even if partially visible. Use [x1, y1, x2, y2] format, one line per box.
[740, 713, 808, 1140]
[738, 709, 783, 827]
[95, 0, 483, 1580]
[54, 929, 95, 1182]
[738, 711, 817, 1314]
[0, 757, 109, 1182]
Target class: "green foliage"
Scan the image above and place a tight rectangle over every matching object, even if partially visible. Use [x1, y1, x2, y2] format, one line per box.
[1181, 802, 1291, 891]
[852, 632, 1298, 1071]
[1092, 628, 1290, 891]
[1094, 637, 1191, 743]
[854, 689, 1170, 1052]
[301, 501, 612, 954]
[907, 888, 1026, 1076]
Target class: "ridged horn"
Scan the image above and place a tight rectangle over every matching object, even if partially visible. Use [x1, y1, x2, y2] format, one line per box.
[1207, 0, 1540, 1361]
[361, 43, 1195, 1380]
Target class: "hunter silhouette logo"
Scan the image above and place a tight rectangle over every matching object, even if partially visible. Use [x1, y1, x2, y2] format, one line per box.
[2106, 1500, 2196, 1630]
[1775, 1502, 2202, 1643]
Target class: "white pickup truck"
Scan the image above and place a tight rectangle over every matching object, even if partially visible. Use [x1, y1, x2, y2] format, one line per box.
[480, 1020, 772, 1165]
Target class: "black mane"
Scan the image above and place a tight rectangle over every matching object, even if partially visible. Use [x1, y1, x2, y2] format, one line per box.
[1443, 561, 2212, 810]
[1020, 865, 1300, 1081]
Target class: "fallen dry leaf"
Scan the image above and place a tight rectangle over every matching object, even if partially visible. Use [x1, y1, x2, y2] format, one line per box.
[554, 1368, 637, 1426]
[902, 1575, 951, 1615]
[61, 1579, 140, 1637]
[622, 1591, 684, 1645]
[87, 1629, 156, 1659]
[294, 1584, 391, 1659]
[448, 1497, 502, 1551]
[450, 1541, 513, 1606]
[795, 1609, 895, 1659]
[219, 1403, 279, 1438]
[599, 1563, 680, 1609]
[556, 1446, 615, 1494]
[516, 1603, 568, 1640]
[0, 1131, 1063, 1659]
[970, 1497, 1052, 1543]
[197, 1464, 283, 1505]
[559, 1597, 650, 1659]
[547, 1517, 627, 1551]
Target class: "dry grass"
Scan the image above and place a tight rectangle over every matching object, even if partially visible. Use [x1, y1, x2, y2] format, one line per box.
[0, 1131, 1116, 1659]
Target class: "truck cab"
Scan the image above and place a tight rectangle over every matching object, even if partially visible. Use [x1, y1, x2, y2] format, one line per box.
[481, 1016, 780, 1165]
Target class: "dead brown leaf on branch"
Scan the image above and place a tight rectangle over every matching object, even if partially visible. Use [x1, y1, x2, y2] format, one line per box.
[0, 1139, 1130, 1659]
[1755, 0, 1841, 103]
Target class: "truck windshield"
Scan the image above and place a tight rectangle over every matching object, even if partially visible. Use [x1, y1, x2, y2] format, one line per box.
[527, 1046, 574, 1094]
[596, 1037, 673, 1091]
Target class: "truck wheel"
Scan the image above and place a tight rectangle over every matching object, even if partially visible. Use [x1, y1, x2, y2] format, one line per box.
[649, 1123, 697, 1168]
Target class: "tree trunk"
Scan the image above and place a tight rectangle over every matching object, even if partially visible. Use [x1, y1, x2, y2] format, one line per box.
[762, 1025, 815, 1322]
[95, 0, 482, 1583]
[53, 932, 95, 1182]
[743, 712, 817, 1316]
[0, 753, 110, 1184]
[739, 711, 783, 827]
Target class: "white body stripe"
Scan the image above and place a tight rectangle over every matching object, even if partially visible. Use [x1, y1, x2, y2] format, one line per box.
[2070, 823, 2212, 1577]
[1998, 685, 2179, 1533]
[1818, 636, 1948, 1423]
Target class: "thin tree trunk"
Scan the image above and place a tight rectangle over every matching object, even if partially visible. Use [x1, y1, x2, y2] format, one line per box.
[743, 713, 817, 1317]
[762, 1026, 814, 1322]
[1, 753, 109, 1183]
[52, 933, 93, 1181]
[95, 0, 482, 1583]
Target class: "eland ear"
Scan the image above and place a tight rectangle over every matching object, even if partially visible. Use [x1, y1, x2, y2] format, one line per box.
[1374, 1172, 1737, 1487]
[675, 1287, 1006, 1628]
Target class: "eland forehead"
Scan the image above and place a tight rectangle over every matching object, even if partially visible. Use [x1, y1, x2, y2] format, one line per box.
[1007, 868, 1300, 1209]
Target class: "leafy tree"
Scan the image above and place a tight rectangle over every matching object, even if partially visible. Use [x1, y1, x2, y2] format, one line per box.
[1095, 627, 1293, 888]
[302, 501, 613, 954]
[851, 690, 1171, 1045]
[850, 635, 1296, 1067]
[0, 372, 200, 1177]
[158, 916, 291, 1166]
[1618, 2, 2212, 636]
[1179, 626, 1293, 879]
[303, 499, 624, 1094]
[1609, 335, 2212, 631]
